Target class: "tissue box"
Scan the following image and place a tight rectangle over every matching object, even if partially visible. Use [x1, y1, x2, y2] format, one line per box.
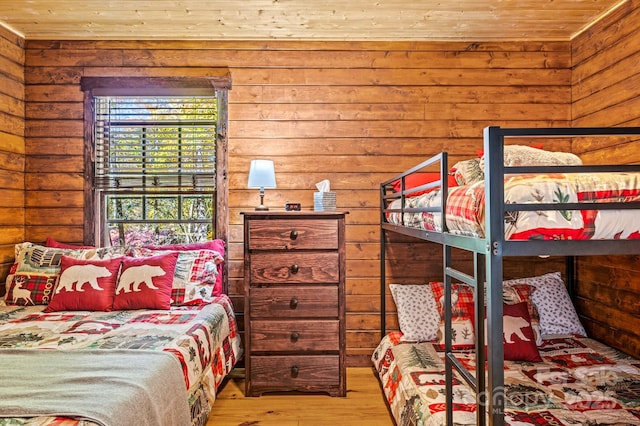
[313, 192, 336, 211]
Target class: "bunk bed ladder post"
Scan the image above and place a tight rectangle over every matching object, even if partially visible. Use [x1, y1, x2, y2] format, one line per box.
[443, 244, 454, 426]
[380, 183, 387, 338]
[475, 250, 486, 426]
[484, 126, 506, 426]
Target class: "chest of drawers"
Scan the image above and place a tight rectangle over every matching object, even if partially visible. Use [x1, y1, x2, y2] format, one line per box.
[243, 211, 346, 397]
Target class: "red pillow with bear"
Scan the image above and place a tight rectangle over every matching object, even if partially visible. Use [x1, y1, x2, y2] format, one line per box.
[113, 252, 178, 310]
[493, 302, 542, 362]
[45, 256, 123, 312]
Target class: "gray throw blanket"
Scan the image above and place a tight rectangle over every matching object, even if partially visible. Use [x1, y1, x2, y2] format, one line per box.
[0, 348, 191, 426]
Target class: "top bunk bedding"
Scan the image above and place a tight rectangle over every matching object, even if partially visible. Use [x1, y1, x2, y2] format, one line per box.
[381, 127, 640, 252]
[386, 171, 640, 240]
[0, 239, 242, 426]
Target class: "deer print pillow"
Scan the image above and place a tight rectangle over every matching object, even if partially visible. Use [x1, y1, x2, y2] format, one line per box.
[45, 256, 123, 312]
[113, 252, 178, 310]
[430, 281, 476, 349]
[4, 242, 126, 306]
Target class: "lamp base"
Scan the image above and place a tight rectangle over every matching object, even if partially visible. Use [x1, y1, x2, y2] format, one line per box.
[255, 191, 269, 211]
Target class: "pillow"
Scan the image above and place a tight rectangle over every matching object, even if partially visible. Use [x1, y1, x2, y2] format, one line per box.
[431, 282, 544, 360]
[479, 145, 582, 170]
[389, 284, 441, 342]
[430, 281, 476, 348]
[497, 302, 542, 362]
[45, 237, 95, 250]
[4, 242, 127, 306]
[503, 272, 587, 337]
[129, 247, 224, 304]
[144, 239, 224, 253]
[113, 252, 178, 310]
[501, 284, 542, 346]
[391, 173, 458, 196]
[450, 158, 483, 186]
[143, 239, 225, 297]
[45, 256, 123, 312]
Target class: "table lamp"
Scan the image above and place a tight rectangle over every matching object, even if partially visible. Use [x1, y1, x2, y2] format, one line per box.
[247, 159, 276, 211]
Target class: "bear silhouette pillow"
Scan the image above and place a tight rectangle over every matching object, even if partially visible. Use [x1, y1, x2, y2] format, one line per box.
[113, 252, 178, 310]
[45, 256, 123, 312]
[496, 302, 542, 362]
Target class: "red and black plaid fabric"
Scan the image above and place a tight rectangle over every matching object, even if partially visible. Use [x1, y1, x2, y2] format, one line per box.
[5, 274, 57, 305]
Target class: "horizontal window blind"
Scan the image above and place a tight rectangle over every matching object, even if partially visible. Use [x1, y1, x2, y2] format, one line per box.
[94, 96, 218, 192]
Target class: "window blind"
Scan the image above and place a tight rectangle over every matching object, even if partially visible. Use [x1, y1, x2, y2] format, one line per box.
[94, 96, 218, 192]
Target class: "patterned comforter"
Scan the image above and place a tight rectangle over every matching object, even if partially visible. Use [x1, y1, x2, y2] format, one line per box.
[372, 332, 640, 426]
[0, 294, 242, 426]
[386, 172, 640, 240]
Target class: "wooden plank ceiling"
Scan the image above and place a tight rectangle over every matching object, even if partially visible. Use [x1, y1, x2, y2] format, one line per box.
[0, 0, 628, 41]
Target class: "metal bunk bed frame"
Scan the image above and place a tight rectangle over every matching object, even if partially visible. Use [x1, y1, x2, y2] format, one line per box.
[379, 126, 640, 426]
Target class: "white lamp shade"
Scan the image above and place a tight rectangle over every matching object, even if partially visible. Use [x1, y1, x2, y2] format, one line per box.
[247, 159, 276, 189]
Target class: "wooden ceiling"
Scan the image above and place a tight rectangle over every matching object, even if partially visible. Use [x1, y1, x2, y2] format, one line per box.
[0, 0, 627, 41]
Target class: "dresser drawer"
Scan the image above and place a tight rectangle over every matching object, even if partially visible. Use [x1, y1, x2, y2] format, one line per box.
[250, 252, 339, 284]
[248, 219, 338, 250]
[250, 286, 338, 318]
[250, 319, 339, 351]
[249, 355, 340, 395]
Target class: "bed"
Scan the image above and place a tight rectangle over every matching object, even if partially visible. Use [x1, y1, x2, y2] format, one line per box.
[0, 239, 243, 426]
[374, 126, 640, 426]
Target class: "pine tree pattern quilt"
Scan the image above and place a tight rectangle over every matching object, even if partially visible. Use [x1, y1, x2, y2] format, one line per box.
[0, 294, 242, 426]
[372, 332, 640, 426]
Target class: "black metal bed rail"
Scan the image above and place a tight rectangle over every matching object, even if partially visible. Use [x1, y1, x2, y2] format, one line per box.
[477, 125, 640, 426]
[380, 152, 450, 337]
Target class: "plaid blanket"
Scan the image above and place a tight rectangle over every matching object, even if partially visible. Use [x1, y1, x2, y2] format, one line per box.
[387, 172, 640, 240]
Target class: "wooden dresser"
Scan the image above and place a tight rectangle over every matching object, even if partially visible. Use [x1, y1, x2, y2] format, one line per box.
[242, 211, 347, 397]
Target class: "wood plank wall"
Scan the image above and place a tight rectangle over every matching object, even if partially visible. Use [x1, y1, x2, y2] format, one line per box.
[0, 25, 25, 284]
[570, 0, 640, 358]
[18, 39, 572, 366]
[0, 3, 631, 369]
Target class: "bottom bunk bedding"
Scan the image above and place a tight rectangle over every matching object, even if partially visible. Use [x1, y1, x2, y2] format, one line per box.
[0, 294, 242, 426]
[372, 332, 640, 426]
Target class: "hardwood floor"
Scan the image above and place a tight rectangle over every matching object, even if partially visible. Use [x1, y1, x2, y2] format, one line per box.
[208, 367, 394, 425]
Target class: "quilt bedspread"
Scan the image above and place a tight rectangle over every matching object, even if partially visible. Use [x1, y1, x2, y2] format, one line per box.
[372, 332, 640, 426]
[387, 172, 640, 240]
[0, 294, 242, 426]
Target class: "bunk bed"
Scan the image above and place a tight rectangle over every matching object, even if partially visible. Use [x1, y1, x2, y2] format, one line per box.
[373, 126, 640, 426]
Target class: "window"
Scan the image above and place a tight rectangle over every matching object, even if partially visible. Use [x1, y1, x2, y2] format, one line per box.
[81, 76, 230, 247]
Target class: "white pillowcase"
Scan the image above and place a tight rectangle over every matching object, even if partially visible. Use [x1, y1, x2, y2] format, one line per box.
[389, 284, 440, 342]
[480, 145, 582, 171]
[503, 272, 587, 337]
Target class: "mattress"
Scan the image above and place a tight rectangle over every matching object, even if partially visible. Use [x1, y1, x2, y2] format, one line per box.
[372, 331, 640, 426]
[0, 294, 242, 426]
[386, 172, 640, 240]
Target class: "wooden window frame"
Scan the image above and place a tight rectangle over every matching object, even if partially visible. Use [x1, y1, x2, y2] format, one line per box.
[80, 75, 230, 250]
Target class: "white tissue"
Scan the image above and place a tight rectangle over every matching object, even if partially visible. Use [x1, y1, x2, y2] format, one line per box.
[315, 179, 330, 192]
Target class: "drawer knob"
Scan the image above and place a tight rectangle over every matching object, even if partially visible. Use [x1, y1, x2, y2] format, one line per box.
[290, 332, 299, 342]
[291, 366, 299, 378]
[289, 230, 298, 240]
[289, 298, 298, 309]
[290, 264, 299, 274]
